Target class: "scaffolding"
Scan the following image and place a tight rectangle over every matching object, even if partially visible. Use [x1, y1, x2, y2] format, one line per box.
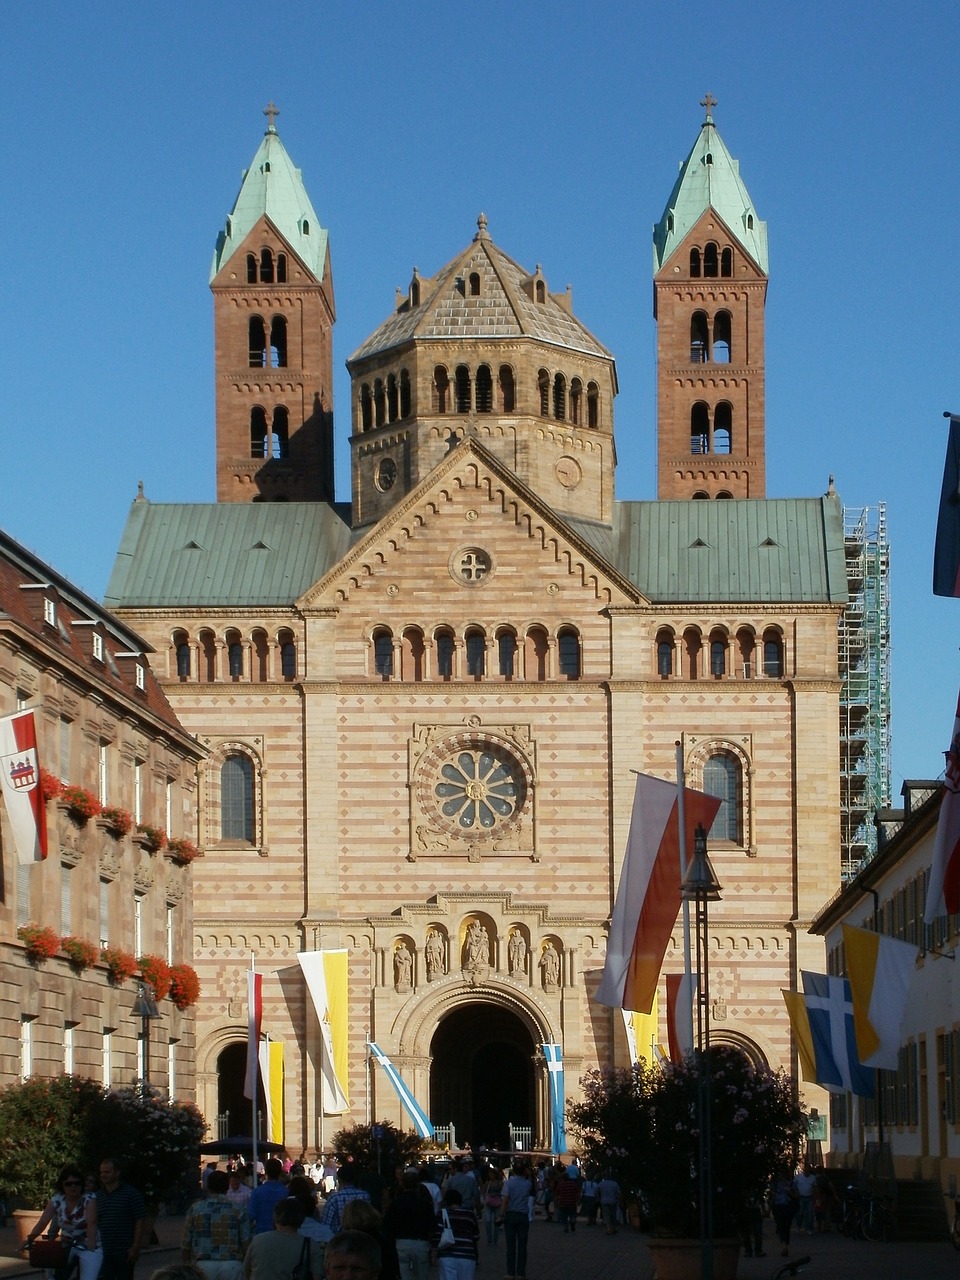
[838, 503, 892, 879]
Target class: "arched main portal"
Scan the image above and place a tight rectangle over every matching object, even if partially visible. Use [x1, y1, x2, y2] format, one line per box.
[430, 1002, 535, 1150]
[217, 1041, 265, 1135]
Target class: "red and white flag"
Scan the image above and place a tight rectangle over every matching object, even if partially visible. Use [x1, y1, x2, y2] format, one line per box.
[244, 966, 263, 1100]
[0, 710, 47, 863]
[596, 773, 720, 1014]
[925, 684, 960, 922]
[665, 971, 697, 1064]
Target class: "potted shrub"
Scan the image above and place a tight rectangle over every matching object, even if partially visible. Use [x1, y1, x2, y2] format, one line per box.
[60, 784, 101, 822]
[136, 823, 167, 854]
[168, 962, 201, 1009]
[166, 836, 200, 864]
[138, 953, 172, 1001]
[16, 924, 60, 964]
[100, 805, 133, 837]
[60, 935, 99, 972]
[100, 945, 138, 986]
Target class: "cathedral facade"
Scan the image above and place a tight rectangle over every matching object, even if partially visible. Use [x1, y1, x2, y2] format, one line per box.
[106, 107, 845, 1151]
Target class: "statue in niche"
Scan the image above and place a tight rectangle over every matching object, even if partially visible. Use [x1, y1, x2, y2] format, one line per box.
[539, 941, 560, 988]
[425, 931, 445, 981]
[394, 944, 412, 990]
[465, 920, 489, 968]
[508, 930, 528, 976]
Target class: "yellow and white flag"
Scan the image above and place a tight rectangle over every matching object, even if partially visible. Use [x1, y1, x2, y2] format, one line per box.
[842, 924, 918, 1069]
[258, 1039, 284, 1143]
[298, 950, 349, 1113]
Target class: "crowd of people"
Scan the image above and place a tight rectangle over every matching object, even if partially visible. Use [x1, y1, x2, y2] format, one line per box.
[21, 1149, 625, 1280]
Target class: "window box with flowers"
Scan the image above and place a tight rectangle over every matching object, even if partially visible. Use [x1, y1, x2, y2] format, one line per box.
[136, 824, 167, 854]
[59, 785, 101, 823]
[61, 935, 99, 972]
[99, 806, 133, 838]
[101, 946, 138, 986]
[165, 837, 200, 865]
[168, 963, 201, 1010]
[138, 954, 172, 1001]
[39, 769, 62, 803]
[17, 924, 60, 964]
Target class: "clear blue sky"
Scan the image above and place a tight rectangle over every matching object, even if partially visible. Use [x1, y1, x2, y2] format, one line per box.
[2, 2, 957, 791]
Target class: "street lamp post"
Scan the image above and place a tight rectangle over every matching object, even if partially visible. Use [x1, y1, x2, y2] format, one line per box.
[681, 822, 723, 1280]
[133, 981, 161, 1088]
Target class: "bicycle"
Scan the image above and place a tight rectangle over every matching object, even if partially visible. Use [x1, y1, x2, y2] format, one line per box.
[859, 1193, 895, 1241]
[772, 1254, 811, 1279]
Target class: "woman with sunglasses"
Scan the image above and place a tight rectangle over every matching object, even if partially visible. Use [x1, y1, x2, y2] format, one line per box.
[23, 1163, 102, 1280]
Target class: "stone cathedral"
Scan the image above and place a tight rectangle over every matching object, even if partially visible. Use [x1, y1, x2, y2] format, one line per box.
[106, 104, 845, 1151]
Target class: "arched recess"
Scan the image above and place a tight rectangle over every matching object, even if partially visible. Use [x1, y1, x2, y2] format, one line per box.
[686, 737, 755, 855]
[196, 1024, 266, 1139]
[709, 1028, 770, 1072]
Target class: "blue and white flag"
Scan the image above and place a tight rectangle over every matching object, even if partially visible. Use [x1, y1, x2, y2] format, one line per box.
[367, 1042, 434, 1139]
[542, 1043, 566, 1154]
[801, 971, 874, 1098]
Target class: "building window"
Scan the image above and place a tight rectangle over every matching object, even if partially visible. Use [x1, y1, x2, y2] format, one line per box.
[400, 369, 411, 418]
[269, 315, 287, 367]
[250, 406, 268, 457]
[166, 903, 176, 965]
[714, 402, 732, 454]
[476, 365, 493, 413]
[270, 407, 289, 458]
[92, 632, 104, 661]
[710, 636, 726, 677]
[703, 752, 742, 842]
[704, 242, 719, 277]
[455, 365, 471, 414]
[525, 627, 548, 681]
[227, 633, 243, 680]
[469, 271, 480, 296]
[465, 630, 486, 678]
[98, 741, 109, 805]
[252, 629, 268, 681]
[165, 778, 173, 834]
[498, 631, 517, 678]
[175, 633, 191, 680]
[538, 369, 550, 417]
[59, 716, 71, 781]
[44, 597, 56, 626]
[690, 247, 702, 277]
[249, 316, 267, 367]
[401, 628, 425, 682]
[587, 382, 599, 429]
[279, 632, 297, 681]
[683, 628, 702, 679]
[714, 311, 731, 362]
[21, 1016, 33, 1081]
[434, 366, 449, 414]
[221, 754, 254, 842]
[259, 248, 274, 283]
[557, 628, 581, 679]
[721, 246, 733, 277]
[570, 378, 583, 424]
[99, 878, 110, 947]
[763, 630, 784, 678]
[656, 631, 674, 677]
[499, 365, 515, 413]
[691, 403, 709, 454]
[64, 1022, 76, 1075]
[135, 663, 145, 690]
[168, 1040, 177, 1100]
[435, 630, 454, 680]
[373, 630, 394, 678]
[553, 373, 566, 421]
[690, 311, 708, 362]
[102, 1029, 113, 1087]
[61, 862, 73, 935]
[134, 893, 144, 958]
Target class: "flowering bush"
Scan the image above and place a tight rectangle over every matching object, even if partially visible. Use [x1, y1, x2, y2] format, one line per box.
[567, 1048, 806, 1237]
[60, 784, 101, 820]
[166, 836, 200, 864]
[61, 935, 99, 971]
[139, 953, 172, 1001]
[84, 1085, 206, 1204]
[100, 805, 133, 837]
[168, 962, 201, 1009]
[101, 945, 138, 985]
[39, 768, 62, 803]
[17, 923, 60, 963]
[0, 1075, 105, 1207]
[137, 823, 167, 853]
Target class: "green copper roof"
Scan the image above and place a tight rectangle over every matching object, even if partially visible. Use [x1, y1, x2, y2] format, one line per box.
[210, 123, 328, 282]
[653, 114, 768, 273]
[105, 500, 353, 608]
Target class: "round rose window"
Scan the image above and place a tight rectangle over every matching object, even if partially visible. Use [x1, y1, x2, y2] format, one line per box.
[434, 748, 523, 830]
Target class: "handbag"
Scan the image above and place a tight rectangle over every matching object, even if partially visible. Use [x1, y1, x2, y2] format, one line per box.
[438, 1208, 456, 1250]
[29, 1238, 70, 1269]
[291, 1235, 311, 1280]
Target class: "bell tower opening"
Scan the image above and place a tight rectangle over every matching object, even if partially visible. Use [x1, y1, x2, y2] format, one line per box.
[430, 1003, 535, 1150]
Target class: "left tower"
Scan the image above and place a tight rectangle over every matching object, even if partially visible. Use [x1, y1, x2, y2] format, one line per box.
[210, 105, 336, 502]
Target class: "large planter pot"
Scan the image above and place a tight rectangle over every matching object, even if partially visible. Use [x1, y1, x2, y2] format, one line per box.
[646, 1237, 741, 1280]
[13, 1208, 41, 1246]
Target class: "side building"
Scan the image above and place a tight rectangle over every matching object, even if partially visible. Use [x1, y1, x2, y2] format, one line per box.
[0, 528, 204, 1093]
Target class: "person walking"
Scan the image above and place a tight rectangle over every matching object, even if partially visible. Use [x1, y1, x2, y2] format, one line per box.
[771, 1168, 799, 1257]
[596, 1170, 621, 1236]
[432, 1188, 479, 1280]
[247, 1159, 288, 1235]
[498, 1159, 534, 1280]
[181, 1169, 250, 1279]
[382, 1166, 436, 1280]
[481, 1166, 504, 1245]
[97, 1157, 146, 1280]
[242, 1197, 323, 1280]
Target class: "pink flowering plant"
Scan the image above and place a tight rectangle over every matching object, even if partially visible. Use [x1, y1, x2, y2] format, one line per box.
[567, 1047, 805, 1237]
[61, 935, 99, 971]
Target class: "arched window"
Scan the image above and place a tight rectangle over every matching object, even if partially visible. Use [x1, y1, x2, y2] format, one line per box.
[259, 248, 274, 283]
[269, 316, 287, 367]
[691, 403, 709, 454]
[570, 378, 583, 424]
[435, 629, 454, 680]
[387, 374, 399, 423]
[557, 628, 581, 679]
[399, 369, 411, 418]
[497, 630, 517, 678]
[693, 491, 710, 499]
[703, 752, 741, 842]
[276, 253, 287, 283]
[373, 630, 393, 678]
[401, 628, 424, 681]
[713, 312, 731, 363]
[499, 365, 515, 413]
[199, 629, 216, 681]
[469, 272, 480, 296]
[737, 627, 756, 679]
[690, 247, 702, 278]
[536, 280, 546, 303]
[455, 365, 471, 414]
[710, 632, 727, 677]
[221, 753, 254, 842]
[476, 365, 493, 413]
[270, 407, 289, 459]
[656, 629, 674, 677]
[683, 628, 702, 680]
[278, 629, 297, 681]
[410, 280, 420, 306]
[246, 254, 257, 284]
[226, 630, 243, 680]
[465, 629, 486, 678]
[720, 247, 733, 277]
[714, 402, 732, 454]
[251, 629, 268, 682]
[525, 626, 548, 680]
[173, 630, 191, 680]
[763, 630, 784, 678]
[553, 373, 566, 421]
[587, 382, 599, 429]
[690, 312, 708, 363]
[434, 366, 449, 414]
[249, 316, 267, 367]
[538, 369, 550, 417]
[717, 490, 733, 499]
[250, 407, 268, 458]
[374, 379, 386, 427]
[703, 242, 719, 277]
[360, 384, 373, 432]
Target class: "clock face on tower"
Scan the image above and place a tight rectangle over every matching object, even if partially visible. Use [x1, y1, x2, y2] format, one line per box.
[555, 455, 582, 489]
[375, 457, 397, 492]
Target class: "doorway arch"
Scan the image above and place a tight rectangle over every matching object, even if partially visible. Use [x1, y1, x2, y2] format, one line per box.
[430, 1001, 535, 1150]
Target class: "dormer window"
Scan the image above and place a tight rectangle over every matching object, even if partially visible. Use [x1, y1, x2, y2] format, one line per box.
[302, 219, 310, 236]
[92, 632, 103, 662]
[536, 280, 546, 303]
[469, 272, 480, 296]
[43, 597, 56, 627]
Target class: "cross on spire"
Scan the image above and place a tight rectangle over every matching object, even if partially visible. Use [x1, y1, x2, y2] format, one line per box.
[700, 92, 717, 120]
[263, 101, 280, 131]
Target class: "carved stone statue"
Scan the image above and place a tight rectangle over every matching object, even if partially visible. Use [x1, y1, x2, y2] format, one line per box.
[539, 941, 560, 988]
[394, 944, 412, 989]
[465, 920, 489, 967]
[425, 931, 444, 981]
[508, 930, 527, 975]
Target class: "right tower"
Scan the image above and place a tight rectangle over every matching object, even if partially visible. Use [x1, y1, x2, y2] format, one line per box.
[653, 99, 768, 499]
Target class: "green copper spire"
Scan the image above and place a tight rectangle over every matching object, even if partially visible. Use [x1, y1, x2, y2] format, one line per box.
[210, 104, 328, 282]
[653, 98, 768, 273]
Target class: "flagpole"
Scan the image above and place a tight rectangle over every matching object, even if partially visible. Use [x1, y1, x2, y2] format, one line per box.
[676, 741, 695, 1055]
[250, 953, 259, 1186]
